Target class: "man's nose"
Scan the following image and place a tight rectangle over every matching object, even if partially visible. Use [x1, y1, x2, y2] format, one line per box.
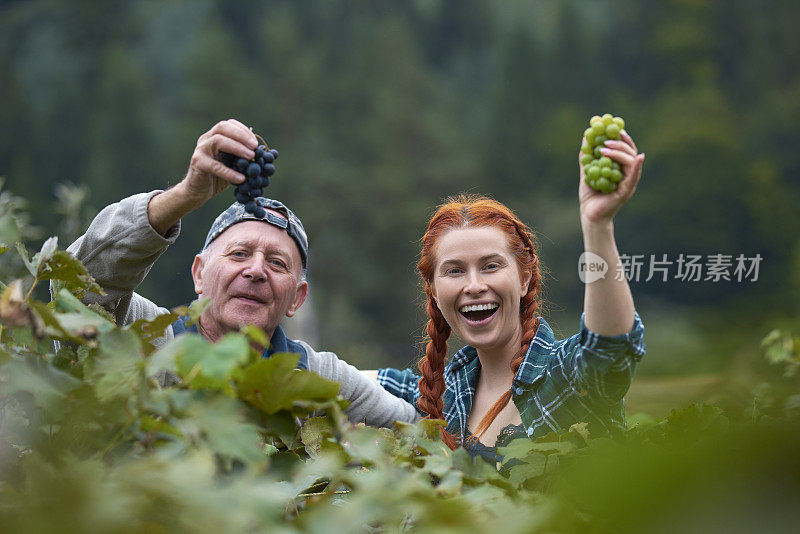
[242, 254, 268, 282]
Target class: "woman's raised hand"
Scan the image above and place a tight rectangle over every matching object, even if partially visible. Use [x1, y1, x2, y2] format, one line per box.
[578, 130, 644, 224]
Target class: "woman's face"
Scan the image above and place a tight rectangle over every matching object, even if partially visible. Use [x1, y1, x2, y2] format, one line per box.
[431, 226, 531, 356]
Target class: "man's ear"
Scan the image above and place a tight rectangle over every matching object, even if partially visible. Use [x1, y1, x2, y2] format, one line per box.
[285, 281, 309, 318]
[191, 254, 205, 296]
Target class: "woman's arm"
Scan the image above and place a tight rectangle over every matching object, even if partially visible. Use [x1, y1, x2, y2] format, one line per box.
[579, 130, 645, 336]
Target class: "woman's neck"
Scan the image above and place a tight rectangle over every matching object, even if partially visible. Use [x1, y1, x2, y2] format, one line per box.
[474, 328, 523, 391]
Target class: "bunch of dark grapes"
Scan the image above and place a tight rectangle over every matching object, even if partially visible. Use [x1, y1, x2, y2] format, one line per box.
[581, 114, 625, 193]
[219, 141, 278, 218]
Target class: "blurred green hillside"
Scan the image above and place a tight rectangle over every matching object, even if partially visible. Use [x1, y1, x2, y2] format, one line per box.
[1, 0, 798, 381]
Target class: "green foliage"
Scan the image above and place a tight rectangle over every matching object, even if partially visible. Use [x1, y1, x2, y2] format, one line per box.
[1, 238, 799, 533]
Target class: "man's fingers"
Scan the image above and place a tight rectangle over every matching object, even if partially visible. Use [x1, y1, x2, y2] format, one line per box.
[204, 133, 255, 161]
[198, 119, 258, 151]
[225, 119, 256, 142]
[193, 152, 245, 184]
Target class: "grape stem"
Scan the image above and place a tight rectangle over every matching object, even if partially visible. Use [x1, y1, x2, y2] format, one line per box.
[254, 131, 269, 150]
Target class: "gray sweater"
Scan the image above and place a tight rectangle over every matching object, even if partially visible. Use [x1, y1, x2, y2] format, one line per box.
[65, 191, 419, 428]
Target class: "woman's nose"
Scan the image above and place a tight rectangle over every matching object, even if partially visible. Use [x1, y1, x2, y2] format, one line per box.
[463, 270, 487, 294]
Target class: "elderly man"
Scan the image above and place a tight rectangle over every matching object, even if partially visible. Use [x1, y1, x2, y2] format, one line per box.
[65, 119, 417, 427]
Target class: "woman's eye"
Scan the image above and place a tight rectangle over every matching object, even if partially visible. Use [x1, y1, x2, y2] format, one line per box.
[484, 262, 500, 271]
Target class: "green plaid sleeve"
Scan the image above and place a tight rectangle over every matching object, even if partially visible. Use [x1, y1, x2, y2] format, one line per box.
[568, 311, 646, 403]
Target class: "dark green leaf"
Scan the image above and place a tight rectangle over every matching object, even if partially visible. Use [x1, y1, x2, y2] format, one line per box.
[127, 312, 181, 354]
[175, 333, 251, 394]
[0, 354, 82, 421]
[497, 437, 535, 462]
[15, 242, 36, 277]
[42, 250, 104, 298]
[240, 324, 270, 349]
[88, 329, 145, 402]
[179, 393, 267, 466]
[236, 352, 340, 414]
[171, 298, 211, 326]
[300, 417, 334, 457]
[506, 452, 547, 485]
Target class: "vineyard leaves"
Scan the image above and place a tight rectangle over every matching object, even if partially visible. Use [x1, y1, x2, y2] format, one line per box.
[1, 238, 799, 533]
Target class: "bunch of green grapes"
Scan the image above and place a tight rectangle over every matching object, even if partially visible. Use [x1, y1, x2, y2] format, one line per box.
[581, 114, 625, 193]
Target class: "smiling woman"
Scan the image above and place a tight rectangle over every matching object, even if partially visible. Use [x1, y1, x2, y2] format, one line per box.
[374, 131, 647, 460]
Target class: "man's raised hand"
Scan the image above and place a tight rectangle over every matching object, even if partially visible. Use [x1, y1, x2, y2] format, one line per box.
[147, 120, 258, 235]
[183, 119, 258, 205]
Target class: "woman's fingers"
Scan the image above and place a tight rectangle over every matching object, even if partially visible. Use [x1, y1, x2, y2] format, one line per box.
[599, 145, 637, 169]
[602, 139, 636, 158]
[620, 130, 638, 153]
[617, 153, 645, 199]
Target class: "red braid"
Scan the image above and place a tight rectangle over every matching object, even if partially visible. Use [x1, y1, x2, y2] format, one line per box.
[416, 290, 460, 449]
[416, 195, 543, 449]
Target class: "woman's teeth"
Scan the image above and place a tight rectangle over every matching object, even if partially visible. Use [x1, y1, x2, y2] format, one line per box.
[459, 303, 498, 313]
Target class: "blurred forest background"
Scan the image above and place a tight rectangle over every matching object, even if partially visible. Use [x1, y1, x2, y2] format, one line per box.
[1, 0, 798, 416]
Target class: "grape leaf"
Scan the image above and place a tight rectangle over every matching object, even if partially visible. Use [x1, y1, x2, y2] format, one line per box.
[262, 410, 302, 449]
[506, 452, 547, 485]
[171, 298, 211, 327]
[175, 333, 251, 394]
[0, 353, 82, 421]
[127, 312, 180, 354]
[42, 250, 104, 299]
[15, 242, 36, 277]
[240, 324, 270, 349]
[497, 437, 535, 462]
[237, 353, 340, 414]
[34, 236, 58, 272]
[88, 329, 145, 402]
[417, 418, 447, 439]
[28, 300, 89, 344]
[179, 394, 267, 467]
[423, 453, 454, 477]
[300, 417, 333, 457]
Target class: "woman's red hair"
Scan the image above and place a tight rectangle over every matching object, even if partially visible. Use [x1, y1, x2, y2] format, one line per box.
[416, 195, 542, 449]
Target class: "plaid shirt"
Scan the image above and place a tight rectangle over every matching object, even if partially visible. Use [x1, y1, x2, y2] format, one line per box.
[377, 312, 646, 442]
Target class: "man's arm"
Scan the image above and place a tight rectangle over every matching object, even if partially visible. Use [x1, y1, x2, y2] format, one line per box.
[63, 192, 177, 315]
[305, 347, 420, 427]
[61, 120, 259, 318]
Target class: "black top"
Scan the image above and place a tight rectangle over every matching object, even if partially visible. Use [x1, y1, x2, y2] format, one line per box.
[462, 423, 528, 464]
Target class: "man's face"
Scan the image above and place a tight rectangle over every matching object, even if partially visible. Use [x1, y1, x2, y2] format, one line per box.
[191, 218, 308, 341]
